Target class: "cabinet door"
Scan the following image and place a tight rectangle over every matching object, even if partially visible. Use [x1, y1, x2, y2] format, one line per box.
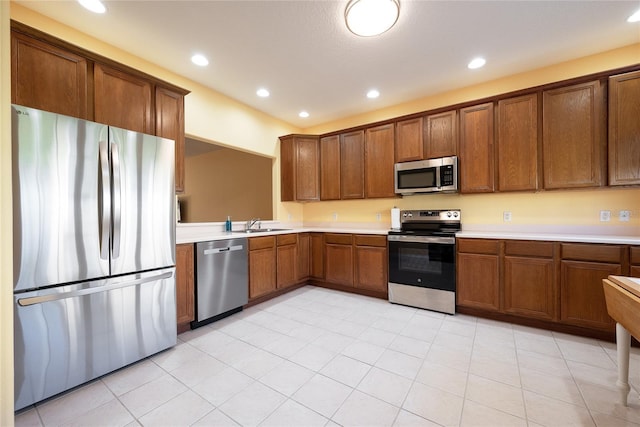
[175, 244, 195, 332]
[296, 136, 320, 201]
[560, 260, 618, 330]
[459, 103, 495, 193]
[310, 233, 325, 279]
[365, 124, 396, 198]
[11, 32, 88, 119]
[156, 86, 185, 193]
[325, 244, 354, 286]
[609, 71, 640, 186]
[280, 136, 295, 202]
[457, 253, 499, 310]
[543, 81, 606, 189]
[340, 130, 365, 199]
[504, 256, 555, 320]
[94, 63, 153, 134]
[249, 248, 276, 299]
[425, 110, 457, 158]
[297, 233, 310, 282]
[496, 94, 539, 191]
[320, 135, 341, 200]
[395, 117, 423, 162]
[355, 246, 387, 293]
[277, 244, 297, 289]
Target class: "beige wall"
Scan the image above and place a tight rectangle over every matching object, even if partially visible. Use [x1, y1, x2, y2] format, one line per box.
[183, 149, 273, 223]
[1, 1, 14, 425]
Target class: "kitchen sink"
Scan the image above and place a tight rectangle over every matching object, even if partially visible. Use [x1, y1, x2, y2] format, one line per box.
[244, 228, 292, 233]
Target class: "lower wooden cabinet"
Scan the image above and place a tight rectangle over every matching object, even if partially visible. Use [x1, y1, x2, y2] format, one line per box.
[249, 236, 277, 299]
[632, 247, 640, 277]
[176, 243, 195, 333]
[297, 233, 310, 282]
[457, 239, 500, 311]
[354, 235, 387, 293]
[325, 234, 354, 286]
[277, 234, 298, 289]
[310, 233, 325, 279]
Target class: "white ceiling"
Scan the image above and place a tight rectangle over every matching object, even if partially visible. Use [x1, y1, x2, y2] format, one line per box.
[15, 0, 640, 128]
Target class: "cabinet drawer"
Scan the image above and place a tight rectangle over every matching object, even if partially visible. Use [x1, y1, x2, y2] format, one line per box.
[249, 236, 276, 251]
[505, 240, 554, 258]
[631, 246, 640, 265]
[457, 238, 499, 255]
[561, 243, 624, 263]
[325, 233, 353, 245]
[277, 233, 297, 246]
[354, 234, 387, 247]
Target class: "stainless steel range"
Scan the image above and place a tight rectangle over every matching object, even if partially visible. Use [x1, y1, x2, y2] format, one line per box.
[388, 209, 461, 315]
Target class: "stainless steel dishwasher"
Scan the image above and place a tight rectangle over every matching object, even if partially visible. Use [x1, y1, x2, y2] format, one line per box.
[193, 237, 248, 327]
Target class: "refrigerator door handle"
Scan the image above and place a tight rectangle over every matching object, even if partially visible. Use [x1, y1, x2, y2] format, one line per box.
[111, 142, 122, 259]
[16, 271, 174, 307]
[99, 140, 111, 260]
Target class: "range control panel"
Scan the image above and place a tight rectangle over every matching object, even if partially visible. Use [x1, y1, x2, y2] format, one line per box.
[401, 209, 461, 222]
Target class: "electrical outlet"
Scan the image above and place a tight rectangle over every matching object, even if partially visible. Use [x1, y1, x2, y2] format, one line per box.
[376, 212, 382, 222]
[332, 212, 338, 221]
[503, 211, 512, 222]
[287, 213, 292, 221]
[619, 210, 631, 222]
[600, 210, 611, 222]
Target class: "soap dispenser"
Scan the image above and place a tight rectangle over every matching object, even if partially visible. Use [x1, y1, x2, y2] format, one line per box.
[225, 216, 232, 232]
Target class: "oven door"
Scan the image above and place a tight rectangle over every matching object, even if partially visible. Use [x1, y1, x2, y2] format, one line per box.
[388, 235, 456, 292]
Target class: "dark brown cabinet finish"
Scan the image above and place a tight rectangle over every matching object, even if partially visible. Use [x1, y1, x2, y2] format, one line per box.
[176, 243, 195, 333]
[325, 233, 354, 286]
[459, 103, 495, 193]
[280, 135, 320, 202]
[276, 234, 297, 289]
[354, 235, 387, 293]
[496, 94, 539, 192]
[340, 130, 365, 199]
[631, 247, 640, 277]
[609, 71, 640, 186]
[297, 233, 310, 282]
[94, 63, 153, 134]
[11, 32, 89, 119]
[320, 135, 341, 200]
[543, 81, 606, 189]
[457, 239, 500, 311]
[156, 86, 186, 193]
[365, 124, 396, 198]
[425, 110, 458, 159]
[395, 117, 424, 162]
[310, 233, 325, 280]
[249, 236, 277, 299]
[503, 240, 555, 320]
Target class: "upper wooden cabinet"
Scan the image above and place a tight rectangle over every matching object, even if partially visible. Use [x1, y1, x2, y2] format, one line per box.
[280, 135, 320, 202]
[425, 110, 458, 159]
[496, 94, 540, 192]
[156, 87, 186, 193]
[609, 71, 640, 186]
[340, 130, 365, 199]
[320, 135, 341, 200]
[94, 63, 153, 134]
[395, 117, 424, 162]
[365, 124, 396, 198]
[542, 80, 606, 189]
[459, 103, 495, 193]
[11, 31, 89, 119]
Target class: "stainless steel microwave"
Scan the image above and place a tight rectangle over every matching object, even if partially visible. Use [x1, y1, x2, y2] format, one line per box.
[394, 156, 458, 195]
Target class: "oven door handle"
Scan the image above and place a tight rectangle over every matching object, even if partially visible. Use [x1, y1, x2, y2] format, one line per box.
[388, 235, 455, 244]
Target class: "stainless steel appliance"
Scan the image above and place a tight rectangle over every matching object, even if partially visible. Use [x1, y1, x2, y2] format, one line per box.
[12, 105, 177, 410]
[394, 156, 458, 195]
[193, 238, 249, 327]
[388, 209, 461, 314]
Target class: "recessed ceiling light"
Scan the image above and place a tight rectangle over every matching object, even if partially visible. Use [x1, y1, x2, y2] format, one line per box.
[345, 0, 400, 37]
[628, 9, 640, 22]
[78, 0, 106, 13]
[468, 57, 486, 69]
[299, 111, 310, 118]
[191, 54, 209, 67]
[256, 88, 270, 98]
[367, 89, 380, 99]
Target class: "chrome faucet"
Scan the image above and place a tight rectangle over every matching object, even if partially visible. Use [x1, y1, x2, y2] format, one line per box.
[246, 218, 261, 230]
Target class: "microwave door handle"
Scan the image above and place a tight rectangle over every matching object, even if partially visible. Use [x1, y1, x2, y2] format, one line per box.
[436, 167, 441, 189]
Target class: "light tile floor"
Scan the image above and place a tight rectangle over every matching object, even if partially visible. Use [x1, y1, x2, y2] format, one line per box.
[15, 285, 640, 427]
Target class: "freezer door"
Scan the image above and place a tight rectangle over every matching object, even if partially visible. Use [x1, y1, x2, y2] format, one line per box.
[14, 268, 177, 410]
[12, 105, 110, 292]
[109, 128, 175, 276]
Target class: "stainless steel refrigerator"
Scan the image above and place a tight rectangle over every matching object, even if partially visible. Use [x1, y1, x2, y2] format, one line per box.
[12, 105, 177, 410]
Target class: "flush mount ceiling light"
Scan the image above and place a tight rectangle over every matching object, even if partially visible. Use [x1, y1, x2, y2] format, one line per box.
[256, 88, 270, 98]
[191, 54, 209, 67]
[628, 9, 640, 22]
[367, 89, 380, 99]
[468, 57, 486, 69]
[78, 0, 106, 13]
[345, 0, 400, 37]
[299, 111, 310, 118]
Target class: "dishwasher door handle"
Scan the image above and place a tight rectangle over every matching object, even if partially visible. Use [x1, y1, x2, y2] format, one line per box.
[203, 245, 244, 255]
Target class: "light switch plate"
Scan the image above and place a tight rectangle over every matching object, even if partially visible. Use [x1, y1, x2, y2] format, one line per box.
[600, 210, 611, 222]
[620, 210, 630, 222]
[503, 211, 512, 222]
